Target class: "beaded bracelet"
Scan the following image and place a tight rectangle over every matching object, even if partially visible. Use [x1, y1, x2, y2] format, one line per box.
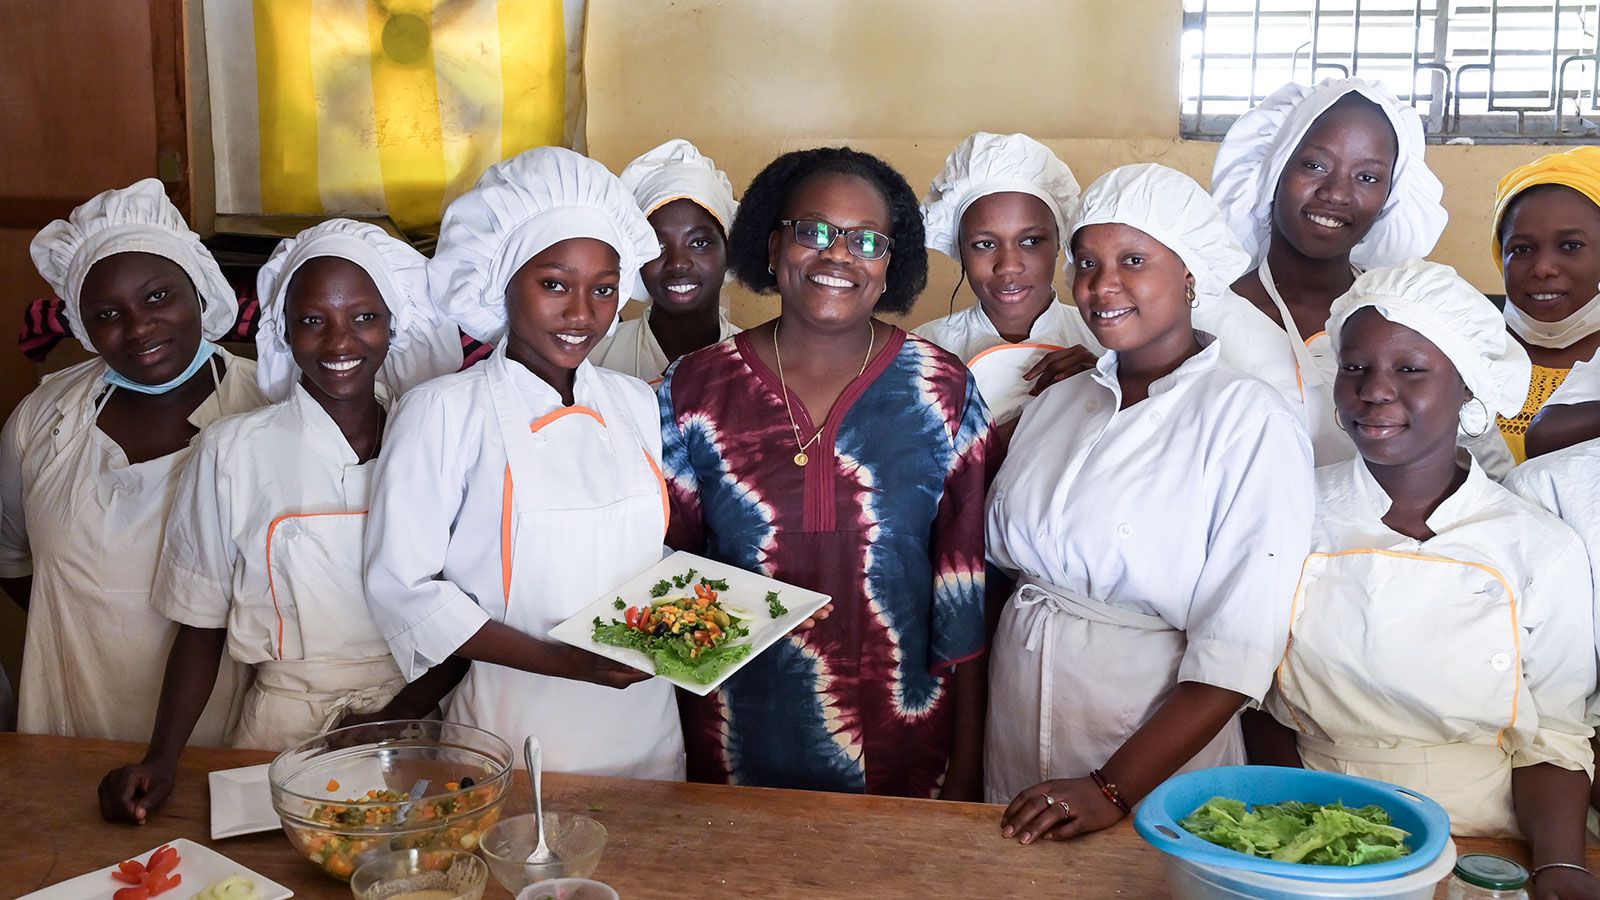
[1090, 768, 1132, 814]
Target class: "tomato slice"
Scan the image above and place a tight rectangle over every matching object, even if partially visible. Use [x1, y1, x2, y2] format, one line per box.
[114, 886, 151, 900]
[143, 872, 181, 896]
[112, 870, 143, 885]
[117, 860, 147, 880]
[146, 846, 178, 876]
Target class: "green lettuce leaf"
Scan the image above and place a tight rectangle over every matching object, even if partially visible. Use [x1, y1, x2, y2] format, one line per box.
[1178, 796, 1412, 866]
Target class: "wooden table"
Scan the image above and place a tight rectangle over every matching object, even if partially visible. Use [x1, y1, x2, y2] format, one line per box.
[2, 733, 1586, 898]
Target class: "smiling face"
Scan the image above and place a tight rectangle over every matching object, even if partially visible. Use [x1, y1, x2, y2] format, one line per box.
[285, 256, 392, 406]
[959, 191, 1059, 323]
[1070, 222, 1195, 356]
[504, 237, 622, 390]
[1270, 94, 1399, 260]
[641, 198, 728, 317]
[1334, 307, 1472, 467]
[767, 172, 891, 333]
[1501, 184, 1600, 323]
[78, 251, 206, 386]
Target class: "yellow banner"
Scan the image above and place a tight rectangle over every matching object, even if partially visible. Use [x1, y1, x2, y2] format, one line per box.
[252, 0, 568, 231]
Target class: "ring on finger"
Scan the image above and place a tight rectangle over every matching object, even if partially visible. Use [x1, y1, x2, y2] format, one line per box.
[1057, 800, 1072, 818]
[1044, 794, 1056, 808]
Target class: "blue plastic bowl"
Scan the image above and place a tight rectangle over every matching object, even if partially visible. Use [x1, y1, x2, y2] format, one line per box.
[1134, 766, 1452, 885]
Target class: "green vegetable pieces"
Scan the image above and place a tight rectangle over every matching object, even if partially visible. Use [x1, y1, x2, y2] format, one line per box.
[1179, 797, 1412, 866]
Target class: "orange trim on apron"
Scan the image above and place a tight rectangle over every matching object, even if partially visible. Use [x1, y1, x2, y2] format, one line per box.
[265, 510, 369, 660]
[500, 405, 671, 609]
[1275, 547, 1524, 746]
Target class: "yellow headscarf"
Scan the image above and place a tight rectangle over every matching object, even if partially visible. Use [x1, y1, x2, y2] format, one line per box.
[1492, 146, 1600, 272]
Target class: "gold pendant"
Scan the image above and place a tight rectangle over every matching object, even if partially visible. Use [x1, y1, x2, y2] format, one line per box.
[793, 451, 809, 467]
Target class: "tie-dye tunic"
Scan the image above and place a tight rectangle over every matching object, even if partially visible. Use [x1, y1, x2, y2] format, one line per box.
[657, 327, 992, 796]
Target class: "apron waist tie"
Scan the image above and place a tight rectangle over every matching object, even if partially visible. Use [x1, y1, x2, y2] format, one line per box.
[1014, 576, 1174, 651]
[1012, 576, 1178, 785]
[252, 657, 404, 731]
[1296, 732, 1509, 767]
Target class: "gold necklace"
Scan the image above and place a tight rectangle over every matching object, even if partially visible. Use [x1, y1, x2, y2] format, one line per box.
[773, 318, 875, 467]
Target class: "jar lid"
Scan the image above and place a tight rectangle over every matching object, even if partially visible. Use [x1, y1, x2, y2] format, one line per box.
[1454, 853, 1530, 889]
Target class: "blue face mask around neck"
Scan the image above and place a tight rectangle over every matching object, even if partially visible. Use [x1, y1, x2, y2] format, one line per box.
[102, 340, 221, 395]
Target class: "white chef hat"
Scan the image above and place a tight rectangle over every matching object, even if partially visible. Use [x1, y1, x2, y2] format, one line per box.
[1068, 163, 1251, 304]
[1327, 258, 1532, 429]
[255, 219, 462, 402]
[430, 146, 660, 343]
[1212, 77, 1446, 269]
[618, 138, 739, 302]
[29, 178, 238, 354]
[921, 132, 1081, 259]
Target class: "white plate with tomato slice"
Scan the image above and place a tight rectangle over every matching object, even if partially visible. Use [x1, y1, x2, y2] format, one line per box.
[20, 838, 293, 900]
[548, 550, 831, 696]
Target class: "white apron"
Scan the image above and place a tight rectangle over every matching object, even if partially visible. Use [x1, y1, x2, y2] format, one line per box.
[983, 578, 1245, 805]
[1272, 550, 1525, 838]
[1257, 259, 1351, 466]
[231, 509, 404, 750]
[17, 365, 247, 743]
[443, 355, 685, 778]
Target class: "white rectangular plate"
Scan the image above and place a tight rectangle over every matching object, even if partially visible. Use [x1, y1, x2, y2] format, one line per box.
[548, 550, 831, 696]
[21, 838, 293, 900]
[209, 764, 278, 840]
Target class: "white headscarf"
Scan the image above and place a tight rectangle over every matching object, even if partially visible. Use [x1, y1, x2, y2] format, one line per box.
[1212, 77, 1447, 269]
[29, 178, 238, 354]
[254, 219, 462, 402]
[1069, 163, 1251, 304]
[1327, 258, 1532, 434]
[430, 147, 660, 343]
[921, 132, 1081, 258]
[618, 139, 739, 303]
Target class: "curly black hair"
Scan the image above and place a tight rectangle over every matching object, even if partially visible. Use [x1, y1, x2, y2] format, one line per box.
[728, 146, 928, 314]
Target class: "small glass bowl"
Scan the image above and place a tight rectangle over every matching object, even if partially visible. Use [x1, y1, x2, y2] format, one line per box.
[517, 879, 620, 900]
[349, 848, 488, 900]
[479, 813, 608, 892]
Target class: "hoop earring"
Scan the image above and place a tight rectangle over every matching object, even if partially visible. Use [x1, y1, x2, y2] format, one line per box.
[1459, 396, 1491, 438]
[767, 263, 775, 275]
[1186, 285, 1198, 309]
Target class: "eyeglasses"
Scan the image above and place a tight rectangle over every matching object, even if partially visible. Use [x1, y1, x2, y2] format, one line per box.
[778, 218, 894, 261]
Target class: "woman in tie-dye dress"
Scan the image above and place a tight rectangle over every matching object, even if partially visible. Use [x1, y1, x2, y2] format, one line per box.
[658, 147, 993, 799]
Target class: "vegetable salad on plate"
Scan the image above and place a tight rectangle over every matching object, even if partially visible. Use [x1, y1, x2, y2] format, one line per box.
[591, 570, 762, 684]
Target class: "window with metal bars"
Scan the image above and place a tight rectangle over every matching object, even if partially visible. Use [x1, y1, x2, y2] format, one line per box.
[1181, 1, 1600, 142]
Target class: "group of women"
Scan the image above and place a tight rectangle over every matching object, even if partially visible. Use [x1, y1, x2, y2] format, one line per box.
[4, 73, 1600, 895]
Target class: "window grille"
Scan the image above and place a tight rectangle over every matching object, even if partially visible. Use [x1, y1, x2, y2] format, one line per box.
[1181, 1, 1600, 141]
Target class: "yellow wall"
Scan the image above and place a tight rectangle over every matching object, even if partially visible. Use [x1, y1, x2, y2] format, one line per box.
[585, 0, 1553, 330]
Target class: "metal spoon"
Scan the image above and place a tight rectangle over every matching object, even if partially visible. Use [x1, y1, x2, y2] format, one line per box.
[523, 736, 559, 865]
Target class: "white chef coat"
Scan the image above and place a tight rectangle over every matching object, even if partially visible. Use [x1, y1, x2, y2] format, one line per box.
[1193, 267, 1516, 477]
[0, 351, 265, 742]
[152, 383, 404, 750]
[912, 297, 1103, 363]
[1506, 440, 1600, 722]
[984, 335, 1314, 803]
[364, 344, 684, 778]
[1268, 457, 1596, 838]
[589, 306, 740, 383]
